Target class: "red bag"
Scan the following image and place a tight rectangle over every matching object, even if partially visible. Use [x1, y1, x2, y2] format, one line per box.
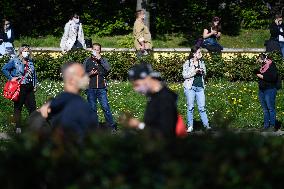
[175, 114, 188, 138]
[3, 80, 21, 101]
[3, 64, 27, 102]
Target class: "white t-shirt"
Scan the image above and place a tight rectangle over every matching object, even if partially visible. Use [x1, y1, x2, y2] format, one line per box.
[279, 28, 284, 42]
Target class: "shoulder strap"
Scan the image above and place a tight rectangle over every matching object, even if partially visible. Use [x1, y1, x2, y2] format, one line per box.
[19, 63, 28, 84]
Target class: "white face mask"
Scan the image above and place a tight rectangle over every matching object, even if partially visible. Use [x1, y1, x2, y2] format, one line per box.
[134, 84, 149, 95]
[92, 50, 97, 57]
[77, 75, 89, 90]
[74, 18, 80, 24]
[22, 52, 30, 58]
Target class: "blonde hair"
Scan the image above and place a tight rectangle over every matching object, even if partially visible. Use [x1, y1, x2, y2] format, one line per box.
[18, 45, 32, 58]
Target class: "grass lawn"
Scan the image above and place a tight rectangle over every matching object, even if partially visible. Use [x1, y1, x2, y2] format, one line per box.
[1, 79, 284, 133]
[14, 29, 270, 48]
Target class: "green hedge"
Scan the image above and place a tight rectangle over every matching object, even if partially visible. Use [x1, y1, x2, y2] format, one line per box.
[0, 50, 283, 84]
[0, 130, 284, 188]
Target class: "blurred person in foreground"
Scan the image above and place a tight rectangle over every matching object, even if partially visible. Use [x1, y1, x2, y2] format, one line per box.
[2, 44, 37, 133]
[255, 54, 280, 132]
[83, 43, 117, 131]
[36, 62, 98, 138]
[126, 63, 177, 137]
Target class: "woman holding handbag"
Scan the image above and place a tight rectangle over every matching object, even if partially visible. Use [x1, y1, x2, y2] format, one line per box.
[2, 44, 37, 133]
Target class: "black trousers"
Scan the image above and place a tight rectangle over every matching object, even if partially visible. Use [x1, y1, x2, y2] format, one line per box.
[14, 83, 36, 128]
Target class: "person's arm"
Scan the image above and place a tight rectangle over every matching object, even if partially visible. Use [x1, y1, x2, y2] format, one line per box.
[134, 22, 146, 49]
[4, 29, 15, 43]
[203, 28, 215, 39]
[99, 58, 111, 76]
[270, 23, 280, 38]
[216, 31, 221, 39]
[262, 65, 278, 82]
[60, 23, 70, 52]
[182, 61, 197, 79]
[201, 61, 207, 76]
[80, 23, 86, 49]
[83, 58, 97, 77]
[2, 59, 15, 80]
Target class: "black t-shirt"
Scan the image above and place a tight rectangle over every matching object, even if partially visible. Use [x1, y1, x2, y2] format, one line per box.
[144, 86, 178, 137]
[258, 63, 278, 90]
[49, 92, 98, 137]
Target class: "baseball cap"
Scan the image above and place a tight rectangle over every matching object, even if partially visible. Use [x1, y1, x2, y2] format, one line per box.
[128, 63, 161, 81]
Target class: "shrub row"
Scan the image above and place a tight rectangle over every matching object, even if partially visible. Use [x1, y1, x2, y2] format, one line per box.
[0, 50, 283, 84]
[0, 130, 284, 188]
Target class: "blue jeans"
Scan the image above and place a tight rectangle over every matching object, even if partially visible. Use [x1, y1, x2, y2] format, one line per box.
[184, 86, 209, 127]
[86, 88, 116, 129]
[258, 88, 277, 128]
[279, 42, 284, 57]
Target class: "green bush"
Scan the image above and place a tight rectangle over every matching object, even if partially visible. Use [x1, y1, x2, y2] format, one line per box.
[1, 130, 284, 188]
[1, 50, 283, 83]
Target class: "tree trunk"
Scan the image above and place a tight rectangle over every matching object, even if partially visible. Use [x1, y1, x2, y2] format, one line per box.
[136, 0, 150, 29]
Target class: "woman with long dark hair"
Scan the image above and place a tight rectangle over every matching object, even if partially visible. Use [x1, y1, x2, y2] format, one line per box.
[203, 16, 223, 52]
[2, 44, 37, 133]
[182, 46, 210, 132]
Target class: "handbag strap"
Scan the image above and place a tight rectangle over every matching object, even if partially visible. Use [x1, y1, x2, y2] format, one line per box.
[18, 63, 28, 84]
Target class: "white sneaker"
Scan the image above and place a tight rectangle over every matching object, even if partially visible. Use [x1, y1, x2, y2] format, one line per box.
[16, 128, 21, 134]
[187, 126, 193, 133]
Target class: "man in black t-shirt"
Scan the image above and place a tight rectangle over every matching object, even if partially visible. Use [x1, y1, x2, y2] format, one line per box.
[127, 63, 178, 137]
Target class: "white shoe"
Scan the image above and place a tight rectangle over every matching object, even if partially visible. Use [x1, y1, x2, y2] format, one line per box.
[187, 126, 193, 133]
[16, 128, 21, 134]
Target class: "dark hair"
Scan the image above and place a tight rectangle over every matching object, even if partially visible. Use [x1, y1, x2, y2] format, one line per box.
[275, 13, 282, 19]
[136, 10, 144, 18]
[92, 43, 101, 51]
[258, 53, 269, 61]
[209, 16, 221, 31]
[189, 46, 200, 60]
[70, 13, 79, 20]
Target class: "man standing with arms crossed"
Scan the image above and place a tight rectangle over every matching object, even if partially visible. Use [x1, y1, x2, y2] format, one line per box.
[83, 43, 117, 132]
[133, 10, 153, 58]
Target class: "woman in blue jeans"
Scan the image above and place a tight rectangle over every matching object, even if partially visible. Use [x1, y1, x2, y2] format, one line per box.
[256, 54, 279, 131]
[183, 47, 210, 132]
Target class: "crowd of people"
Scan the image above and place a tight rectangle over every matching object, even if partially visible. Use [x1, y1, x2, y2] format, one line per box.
[0, 11, 283, 138]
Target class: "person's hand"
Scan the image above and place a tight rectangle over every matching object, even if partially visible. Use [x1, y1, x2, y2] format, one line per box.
[128, 118, 140, 128]
[11, 77, 19, 81]
[38, 102, 51, 119]
[257, 74, 263, 79]
[89, 69, 98, 76]
[95, 53, 102, 60]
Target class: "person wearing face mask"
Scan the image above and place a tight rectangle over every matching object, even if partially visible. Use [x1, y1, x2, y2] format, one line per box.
[36, 62, 98, 139]
[268, 14, 284, 57]
[60, 13, 86, 53]
[83, 43, 116, 131]
[255, 54, 279, 131]
[2, 44, 37, 134]
[183, 47, 211, 133]
[127, 63, 178, 137]
[133, 10, 153, 58]
[2, 19, 15, 56]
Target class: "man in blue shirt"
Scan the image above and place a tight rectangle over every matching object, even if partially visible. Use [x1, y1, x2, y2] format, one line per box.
[37, 62, 98, 138]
